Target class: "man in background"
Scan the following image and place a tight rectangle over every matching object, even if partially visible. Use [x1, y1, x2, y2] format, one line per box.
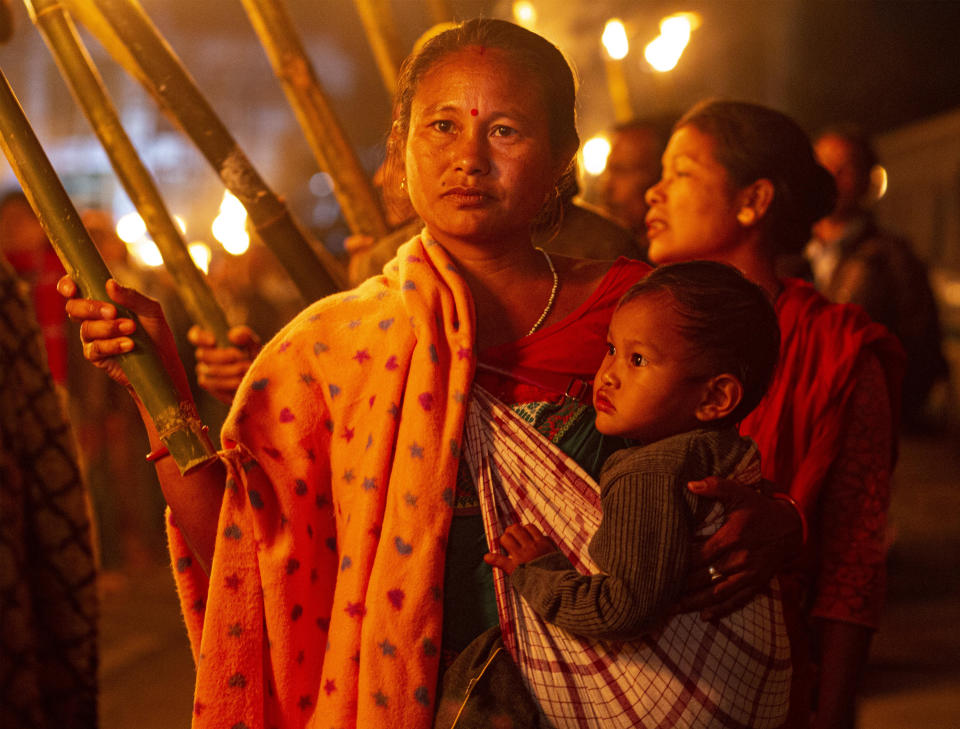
[599, 119, 670, 262]
[807, 125, 948, 431]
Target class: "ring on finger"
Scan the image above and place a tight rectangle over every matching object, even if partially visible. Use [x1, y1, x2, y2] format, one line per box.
[708, 565, 723, 583]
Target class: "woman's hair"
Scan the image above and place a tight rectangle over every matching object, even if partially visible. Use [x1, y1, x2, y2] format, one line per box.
[619, 260, 781, 426]
[675, 99, 836, 256]
[383, 18, 580, 236]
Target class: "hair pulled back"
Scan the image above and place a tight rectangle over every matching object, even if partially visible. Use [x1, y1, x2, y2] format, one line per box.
[384, 18, 580, 236]
[619, 260, 781, 426]
[676, 100, 836, 256]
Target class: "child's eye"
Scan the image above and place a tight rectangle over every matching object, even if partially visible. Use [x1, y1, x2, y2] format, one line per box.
[630, 353, 648, 367]
[606, 342, 616, 356]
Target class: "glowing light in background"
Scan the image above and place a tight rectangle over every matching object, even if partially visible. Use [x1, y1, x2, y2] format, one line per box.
[582, 135, 612, 175]
[116, 211, 146, 243]
[211, 190, 250, 255]
[602, 19, 629, 60]
[309, 171, 334, 197]
[871, 164, 888, 201]
[644, 12, 700, 72]
[131, 239, 163, 268]
[512, 1, 537, 27]
[173, 214, 187, 234]
[188, 241, 212, 274]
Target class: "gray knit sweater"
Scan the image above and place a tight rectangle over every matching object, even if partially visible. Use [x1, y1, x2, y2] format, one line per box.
[509, 426, 755, 641]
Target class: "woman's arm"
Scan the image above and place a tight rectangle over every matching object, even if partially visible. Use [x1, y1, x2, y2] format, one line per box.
[677, 477, 804, 620]
[60, 276, 225, 570]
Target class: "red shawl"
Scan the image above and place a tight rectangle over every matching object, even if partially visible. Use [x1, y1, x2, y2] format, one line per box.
[740, 278, 905, 515]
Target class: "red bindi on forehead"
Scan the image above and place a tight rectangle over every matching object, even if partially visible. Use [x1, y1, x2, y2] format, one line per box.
[471, 108, 478, 116]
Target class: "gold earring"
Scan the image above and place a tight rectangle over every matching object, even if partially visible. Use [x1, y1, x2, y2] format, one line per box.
[737, 209, 755, 226]
[400, 177, 407, 192]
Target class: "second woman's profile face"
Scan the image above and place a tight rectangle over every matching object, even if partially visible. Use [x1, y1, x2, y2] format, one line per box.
[404, 47, 564, 251]
[643, 124, 746, 266]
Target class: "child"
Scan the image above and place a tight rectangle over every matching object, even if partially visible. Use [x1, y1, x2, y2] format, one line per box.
[484, 260, 781, 640]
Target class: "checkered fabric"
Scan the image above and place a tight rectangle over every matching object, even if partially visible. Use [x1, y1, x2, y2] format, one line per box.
[464, 387, 791, 729]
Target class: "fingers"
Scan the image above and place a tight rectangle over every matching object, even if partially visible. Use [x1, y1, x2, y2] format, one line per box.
[687, 475, 745, 502]
[498, 525, 527, 555]
[103, 278, 163, 317]
[677, 568, 753, 616]
[343, 234, 375, 254]
[227, 325, 260, 349]
[187, 325, 216, 347]
[60, 277, 163, 324]
[194, 345, 254, 366]
[64, 295, 118, 323]
[191, 325, 260, 364]
[82, 334, 135, 361]
[483, 552, 516, 575]
[700, 581, 758, 621]
[57, 274, 77, 299]
[499, 523, 542, 553]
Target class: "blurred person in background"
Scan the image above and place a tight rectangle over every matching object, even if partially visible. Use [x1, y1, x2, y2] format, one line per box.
[0, 190, 69, 387]
[807, 125, 949, 432]
[1, 253, 98, 729]
[599, 118, 670, 262]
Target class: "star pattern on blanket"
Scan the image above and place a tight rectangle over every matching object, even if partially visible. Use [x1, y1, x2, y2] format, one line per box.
[167, 237, 476, 729]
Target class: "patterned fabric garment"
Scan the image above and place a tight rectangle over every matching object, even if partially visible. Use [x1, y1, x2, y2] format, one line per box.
[466, 387, 792, 729]
[168, 235, 477, 729]
[0, 257, 98, 729]
[740, 278, 905, 628]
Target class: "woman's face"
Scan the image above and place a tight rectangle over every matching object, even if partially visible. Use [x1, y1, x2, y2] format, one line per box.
[404, 47, 565, 251]
[643, 124, 747, 265]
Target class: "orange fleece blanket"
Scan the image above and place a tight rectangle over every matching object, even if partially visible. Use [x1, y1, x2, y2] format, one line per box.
[167, 235, 476, 729]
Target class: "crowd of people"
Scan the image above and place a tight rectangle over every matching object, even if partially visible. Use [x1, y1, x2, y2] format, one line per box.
[1, 13, 952, 729]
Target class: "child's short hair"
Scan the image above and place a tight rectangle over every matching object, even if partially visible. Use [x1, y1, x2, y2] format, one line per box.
[618, 261, 780, 425]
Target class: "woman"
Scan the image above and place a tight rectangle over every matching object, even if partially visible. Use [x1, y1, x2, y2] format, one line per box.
[644, 100, 905, 729]
[60, 23, 801, 729]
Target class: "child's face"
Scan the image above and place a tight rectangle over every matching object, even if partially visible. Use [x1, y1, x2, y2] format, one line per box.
[593, 294, 709, 443]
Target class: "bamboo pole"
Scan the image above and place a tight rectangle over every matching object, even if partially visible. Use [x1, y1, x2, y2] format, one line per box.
[0, 69, 216, 474]
[64, 0, 346, 301]
[352, 0, 403, 96]
[26, 0, 232, 346]
[239, 0, 389, 238]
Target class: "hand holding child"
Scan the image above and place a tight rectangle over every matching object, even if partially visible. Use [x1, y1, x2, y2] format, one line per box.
[484, 523, 556, 575]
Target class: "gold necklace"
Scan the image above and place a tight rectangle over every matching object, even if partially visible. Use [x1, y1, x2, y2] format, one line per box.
[526, 248, 559, 337]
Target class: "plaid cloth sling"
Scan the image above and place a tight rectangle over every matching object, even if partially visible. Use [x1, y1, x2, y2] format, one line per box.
[463, 386, 791, 729]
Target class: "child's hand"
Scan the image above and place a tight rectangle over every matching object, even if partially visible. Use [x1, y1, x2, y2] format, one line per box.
[483, 523, 556, 575]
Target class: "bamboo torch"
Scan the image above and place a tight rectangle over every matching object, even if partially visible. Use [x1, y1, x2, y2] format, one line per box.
[62, 0, 347, 301]
[25, 0, 232, 346]
[352, 0, 404, 97]
[239, 0, 389, 238]
[0, 69, 216, 474]
[602, 19, 634, 124]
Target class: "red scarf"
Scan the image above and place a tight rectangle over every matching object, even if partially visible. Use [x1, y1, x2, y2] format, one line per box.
[740, 278, 904, 517]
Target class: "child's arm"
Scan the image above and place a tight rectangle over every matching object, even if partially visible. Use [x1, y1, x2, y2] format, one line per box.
[486, 468, 693, 642]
